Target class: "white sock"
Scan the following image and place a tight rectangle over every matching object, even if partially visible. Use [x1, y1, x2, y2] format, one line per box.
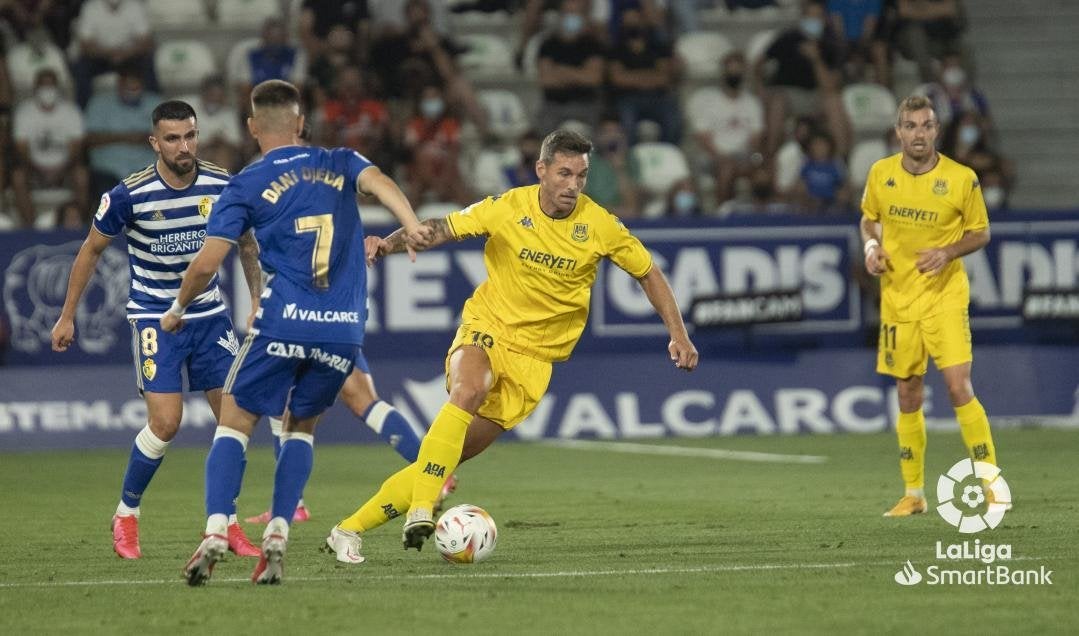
[228, 513, 238, 525]
[206, 513, 229, 537]
[116, 502, 139, 517]
[905, 487, 925, 499]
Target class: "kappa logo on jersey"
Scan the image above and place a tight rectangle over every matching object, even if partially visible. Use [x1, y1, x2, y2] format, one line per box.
[885, 178, 896, 188]
[198, 196, 214, 218]
[217, 329, 239, 355]
[572, 223, 589, 242]
[95, 193, 111, 220]
[282, 302, 360, 324]
[519, 216, 534, 229]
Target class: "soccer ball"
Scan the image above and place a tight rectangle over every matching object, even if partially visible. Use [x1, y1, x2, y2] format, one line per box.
[434, 504, 498, 564]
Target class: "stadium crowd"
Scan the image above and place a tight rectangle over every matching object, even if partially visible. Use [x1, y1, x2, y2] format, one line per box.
[0, 0, 1012, 230]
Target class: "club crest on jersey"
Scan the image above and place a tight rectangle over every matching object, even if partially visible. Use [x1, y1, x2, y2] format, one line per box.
[142, 358, 157, 381]
[198, 196, 214, 218]
[572, 223, 589, 242]
[933, 179, 948, 195]
[519, 216, 533, 229]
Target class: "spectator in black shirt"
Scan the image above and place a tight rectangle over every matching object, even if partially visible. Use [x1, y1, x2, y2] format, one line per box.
[607, 8, 682, 145]
[537, 0, 605, 134]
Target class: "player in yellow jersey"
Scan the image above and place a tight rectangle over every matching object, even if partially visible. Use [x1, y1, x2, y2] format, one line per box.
[860, 95, 999, 517]
[322, 129, 699, 560]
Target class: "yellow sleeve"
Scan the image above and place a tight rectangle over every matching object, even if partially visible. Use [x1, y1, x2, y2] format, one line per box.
[445, 196, 502, 239]
[603, 215, 653, 279]
[962, 172, 989, 232]
[860, 162, 881, 222]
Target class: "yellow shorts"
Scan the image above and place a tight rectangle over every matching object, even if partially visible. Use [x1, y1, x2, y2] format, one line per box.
[877, 307, 972, 378]
[445, 320, 552, 430]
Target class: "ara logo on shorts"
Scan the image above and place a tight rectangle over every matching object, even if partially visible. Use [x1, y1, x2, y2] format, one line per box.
[142, 358, 157, 381]
[885, 351, 895, 368]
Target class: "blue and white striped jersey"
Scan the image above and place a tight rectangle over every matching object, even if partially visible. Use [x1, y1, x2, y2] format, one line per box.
[92, 160, 231, 320]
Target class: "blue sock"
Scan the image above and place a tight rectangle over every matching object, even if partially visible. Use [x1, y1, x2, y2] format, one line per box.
[120, 448, 164, 509]
[205, 431, 248, 517]
[271, 434, 314, 521]
[363, 401, 422, 463]
[119, 426, 170, 510]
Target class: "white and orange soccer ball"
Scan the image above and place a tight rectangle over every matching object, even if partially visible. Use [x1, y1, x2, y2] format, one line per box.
[434, 504, 498, 564]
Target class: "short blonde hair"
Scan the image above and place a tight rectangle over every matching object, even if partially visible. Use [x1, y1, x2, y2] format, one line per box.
[896, 95, 936, 126]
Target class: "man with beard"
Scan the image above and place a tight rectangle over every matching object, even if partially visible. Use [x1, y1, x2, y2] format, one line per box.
[51, 101, 263, 560]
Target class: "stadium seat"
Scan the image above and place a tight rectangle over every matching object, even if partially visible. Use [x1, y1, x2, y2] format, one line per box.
[155, 40, 217, 95]
[631, 142, 691, 196]
[848, 139, 889, 190]
[842, 83, 897, 137]
[5, 40, 74, 99]
[457, 33, 515, 80]
[477, 89, 530, 142]
[146, 0, 209, 28]
[745, 28, 778, 65]
[675, 32, 733, 80]
[216, 0, 280, 29]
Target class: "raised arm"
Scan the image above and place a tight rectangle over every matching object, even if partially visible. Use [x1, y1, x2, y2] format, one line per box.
[51, 228, 112, 351]
[636, 266, 698, 371]
[357, 165, 432, 253]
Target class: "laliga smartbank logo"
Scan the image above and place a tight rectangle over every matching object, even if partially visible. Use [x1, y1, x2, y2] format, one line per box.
[893, 459, 1053, 587]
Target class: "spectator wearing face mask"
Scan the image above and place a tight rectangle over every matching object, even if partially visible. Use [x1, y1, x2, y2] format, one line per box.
[755, 0, 847, 157]
[71, 0, 157, 109]
[11, 68, 89, 228]
[606, 8, 682, 146]
[663, 178, 705, 218]
[584, 117, 640, 218]
[537, 0, 606, 134]
[83, 64, 160, 201]
[503, 130, 543, 189]
[687, 50, 764, 205]
[402, 84, 472, 204]
[717, 165, 791, 216]
[922, 54, 992, 132]
[940, 112, 1014, 198]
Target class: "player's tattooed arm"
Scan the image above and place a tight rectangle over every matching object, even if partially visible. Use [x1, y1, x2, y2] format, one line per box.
[237, 229, 262, 300]
[380, 218, 455, 255]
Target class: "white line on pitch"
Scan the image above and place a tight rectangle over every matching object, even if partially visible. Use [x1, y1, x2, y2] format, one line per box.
[0, 561, 861, 589]
[541, 439, 828, 464]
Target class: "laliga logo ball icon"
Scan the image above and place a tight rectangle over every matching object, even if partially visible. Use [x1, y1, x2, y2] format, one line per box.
[435, 504, 498, 564]
[936, 458, 1011, 534]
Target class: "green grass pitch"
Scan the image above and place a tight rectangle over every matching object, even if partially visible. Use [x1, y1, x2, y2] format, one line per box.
[0, 428, 1075, 634]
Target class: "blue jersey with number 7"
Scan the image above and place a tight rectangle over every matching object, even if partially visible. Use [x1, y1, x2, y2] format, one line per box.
[207, 145, 373, 345]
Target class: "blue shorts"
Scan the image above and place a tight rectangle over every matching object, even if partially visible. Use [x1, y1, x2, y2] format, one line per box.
[354, 349, 370, 374]
[129, 314, 238, 394]
[225, 332, 359, 419]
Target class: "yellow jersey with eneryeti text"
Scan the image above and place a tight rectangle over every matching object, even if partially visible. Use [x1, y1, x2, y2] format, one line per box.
[861, 152, 988, 322]
[445, 185, 653, 362]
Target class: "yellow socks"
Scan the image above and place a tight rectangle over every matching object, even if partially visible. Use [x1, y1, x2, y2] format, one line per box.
[338, 463, 418, 533]
[411, 402, 472, 512]
[956, 397, 997, 466]
[896, 409, 927, 494]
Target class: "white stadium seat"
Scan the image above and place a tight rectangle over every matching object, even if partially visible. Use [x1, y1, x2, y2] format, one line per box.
[675, 31, 733, 80]
[745, 28, 778, 65]
[216, 0, 281, 29]
[226, 37, 262, 88]
[631, 142, 691, 196]
[146, 0, 209, 28]
[456, 33, 514, 80]
[155, 40, 217, 94]
[848, 139, 889, 190]
[477, 89, 530, 142]
[842, 83, 898, 137]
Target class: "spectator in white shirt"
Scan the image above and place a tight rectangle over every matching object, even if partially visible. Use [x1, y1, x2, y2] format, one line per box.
[11, 68, 88, 228]
[687, 51, 765, 205]
[71, 0, 156, 108]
